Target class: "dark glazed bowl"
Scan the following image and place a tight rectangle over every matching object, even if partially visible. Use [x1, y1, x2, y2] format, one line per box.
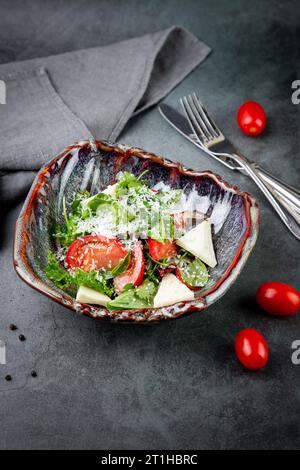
[14, 140, 259, 322]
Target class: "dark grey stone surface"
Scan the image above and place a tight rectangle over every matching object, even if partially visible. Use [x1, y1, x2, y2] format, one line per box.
[1, 0, 300, 450]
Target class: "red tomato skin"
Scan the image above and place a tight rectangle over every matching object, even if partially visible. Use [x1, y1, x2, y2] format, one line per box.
[147, 239, 177, 261]
[114, 241, 145, 293]
[65, 238, 83, 269]
[237, 101, 267, 136]
[235, 329, 269, 370]
[65, 235, 127, 272]
[256, 282, 300, 317]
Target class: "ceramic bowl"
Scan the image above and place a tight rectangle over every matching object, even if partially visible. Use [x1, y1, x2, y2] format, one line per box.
[13, 140, 259, 322]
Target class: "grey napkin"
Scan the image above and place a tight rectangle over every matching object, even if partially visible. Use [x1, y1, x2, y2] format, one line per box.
[0, 26, 210, 203]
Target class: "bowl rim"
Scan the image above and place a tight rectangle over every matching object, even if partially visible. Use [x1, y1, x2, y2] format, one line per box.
[13, 139, 260, 322]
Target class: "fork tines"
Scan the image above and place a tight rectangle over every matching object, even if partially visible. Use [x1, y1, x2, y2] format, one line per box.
[180, 93, 224, 147]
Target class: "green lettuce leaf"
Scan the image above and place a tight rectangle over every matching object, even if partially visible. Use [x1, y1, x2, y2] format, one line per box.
[53, 192, 91, 246]
[73, 269, 114, 297]
[110, 252, 131, 277]
[177, 256, 209, 287]
[45, 251, 114, 297]
[86, 193, 114, 214]
[45, 251, 72, 289]
[106, 280, 157, 310]
[115, 170, 148, 197]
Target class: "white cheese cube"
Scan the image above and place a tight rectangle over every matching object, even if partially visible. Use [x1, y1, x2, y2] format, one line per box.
[76, 286, 111, 306]
[153, 273, 194, 308]
[176, 219, 217, 268]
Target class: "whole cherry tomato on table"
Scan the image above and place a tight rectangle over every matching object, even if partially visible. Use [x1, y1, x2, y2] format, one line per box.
[235, 329, 269, 370]
[237, 101, 267, 136]
[256, 282, 300, 317]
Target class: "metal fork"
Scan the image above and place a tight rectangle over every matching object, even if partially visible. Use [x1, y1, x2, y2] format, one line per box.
[180, 93, 300, 240]
[181, 93, 300, 209]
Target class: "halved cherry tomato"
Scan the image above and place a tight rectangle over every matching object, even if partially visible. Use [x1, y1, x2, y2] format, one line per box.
[256, 282, 300, 317]
[147, 239, 177, 261]
[237, 101, 267, 136]
[65, 235, 128, 272]
[235, 329, 269, 370]
[114, 241, 145, 293]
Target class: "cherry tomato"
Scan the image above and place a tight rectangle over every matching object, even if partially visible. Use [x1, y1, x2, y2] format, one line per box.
[147, 239, 177, 261]
[175, 267, 198, 291]
[237, 101, 267, 136]
[65, 235, 128, 272]
[235, 329, 269, 370]
[256, 282, 300, 317]
[114, 241, 145, 293]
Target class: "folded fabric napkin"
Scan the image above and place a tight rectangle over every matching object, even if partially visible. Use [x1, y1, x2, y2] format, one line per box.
[0, 26, 210, 204]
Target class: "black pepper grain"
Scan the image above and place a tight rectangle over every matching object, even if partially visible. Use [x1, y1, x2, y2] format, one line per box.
[9, 324, 17, 331]
[19, 334, 26, 341]
[31, 371, 37, 378]
[5, 375, 12, 381]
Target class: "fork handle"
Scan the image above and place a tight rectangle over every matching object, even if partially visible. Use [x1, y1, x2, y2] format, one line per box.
[256, 166, 300, 212]
[232, 152, 300, 240]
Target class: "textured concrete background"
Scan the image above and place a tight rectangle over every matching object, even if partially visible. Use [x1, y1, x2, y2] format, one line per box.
[1, 0, 300, 450]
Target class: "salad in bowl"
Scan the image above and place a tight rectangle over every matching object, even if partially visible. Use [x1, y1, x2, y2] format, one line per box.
[45, 170, 217, 310]
[14, 140, 259, 322]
